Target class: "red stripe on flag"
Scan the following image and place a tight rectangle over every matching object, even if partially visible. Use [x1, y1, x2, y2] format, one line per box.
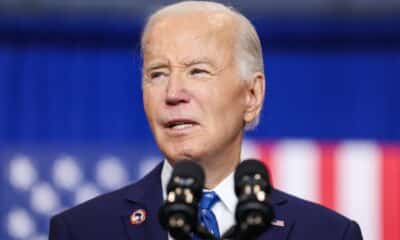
[382, 145, 400, 240]
[258, 141, 275, 187]
[319, 143, 336, 210]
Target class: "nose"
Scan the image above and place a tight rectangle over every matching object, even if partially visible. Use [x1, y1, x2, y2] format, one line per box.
[165, 73, 190, 106]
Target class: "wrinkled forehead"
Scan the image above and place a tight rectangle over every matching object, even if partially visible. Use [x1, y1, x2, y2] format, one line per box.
[142, 11, 237, 58]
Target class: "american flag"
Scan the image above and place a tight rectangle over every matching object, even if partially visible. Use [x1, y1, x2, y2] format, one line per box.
[1, 140, 399, 240]
[244, 140, 400, 240]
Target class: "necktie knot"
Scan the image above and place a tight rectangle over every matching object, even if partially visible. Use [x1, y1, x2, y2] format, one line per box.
[199, 191, 220, 210]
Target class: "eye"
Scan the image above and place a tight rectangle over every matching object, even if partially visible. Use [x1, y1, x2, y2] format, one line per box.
[149, 71, 168, 80]
[190, 68, 209, 76]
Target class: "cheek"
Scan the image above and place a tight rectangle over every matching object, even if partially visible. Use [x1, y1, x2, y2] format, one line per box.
[143, 90, 160, 122]
[214, 81, 245, 108]
[219, 90, 246, 125]
[201, 88, 245, 130]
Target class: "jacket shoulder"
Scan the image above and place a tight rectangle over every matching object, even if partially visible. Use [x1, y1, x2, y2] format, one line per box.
[50, 162, 163, 238]
[53, 161, 163, 220]
[54, 183, 131, 219]
[273, 189, 362, 239]
[278, 189, 348, 220]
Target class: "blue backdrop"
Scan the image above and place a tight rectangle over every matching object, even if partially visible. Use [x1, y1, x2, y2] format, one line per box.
[0, 16, 399, 143]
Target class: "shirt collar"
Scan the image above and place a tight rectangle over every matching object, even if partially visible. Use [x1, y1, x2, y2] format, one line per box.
[161, 159, 237, 214]
[210, 170, 237, 214]
[161, 159, 173, 200]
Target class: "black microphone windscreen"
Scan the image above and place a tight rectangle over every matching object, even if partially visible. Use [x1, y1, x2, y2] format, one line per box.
[233, 159, 274, 238]
[160, 160, 205, 238]
[169, 160, 205, 192]
[234, 159, 270, 192]
[234, 159, 269, 181]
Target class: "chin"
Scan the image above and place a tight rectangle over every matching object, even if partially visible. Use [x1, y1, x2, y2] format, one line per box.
[164, 147, 204, 162]
[166, 152, 195, 161]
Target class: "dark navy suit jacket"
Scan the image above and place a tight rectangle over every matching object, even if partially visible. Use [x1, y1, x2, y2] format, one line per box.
[49, 162, 363, 239]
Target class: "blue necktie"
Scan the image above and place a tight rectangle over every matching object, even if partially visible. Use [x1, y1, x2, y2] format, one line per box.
[196, 191, 220, 239]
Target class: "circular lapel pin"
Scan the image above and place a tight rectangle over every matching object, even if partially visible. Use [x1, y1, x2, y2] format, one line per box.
[130, 209, 147, 225]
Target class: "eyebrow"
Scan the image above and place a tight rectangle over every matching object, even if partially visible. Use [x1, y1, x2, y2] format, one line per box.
[145, 57, 216, 72]
[181, 57, 216, 67]
[145, 61, 169, 72]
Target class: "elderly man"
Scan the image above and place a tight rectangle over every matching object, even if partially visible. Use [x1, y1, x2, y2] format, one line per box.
[49, 1, 363, 239]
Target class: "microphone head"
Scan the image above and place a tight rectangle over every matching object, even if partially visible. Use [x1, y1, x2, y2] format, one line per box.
[234, 159, 271, 196]
[159, 160, 205, 238]
[167, 160, 205, 199]
[234, 159, 274, 238]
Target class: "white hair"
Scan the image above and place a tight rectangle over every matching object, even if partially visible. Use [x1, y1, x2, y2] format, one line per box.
[141, 1, 265, 130]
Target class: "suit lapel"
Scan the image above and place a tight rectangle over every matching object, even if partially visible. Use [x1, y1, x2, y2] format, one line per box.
[121, 163, 168, 240]
[257, 189, 295, 240]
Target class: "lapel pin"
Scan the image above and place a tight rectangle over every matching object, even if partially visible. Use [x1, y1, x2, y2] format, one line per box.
[271, 219, 285, 227]
[130, 209, 147, 225]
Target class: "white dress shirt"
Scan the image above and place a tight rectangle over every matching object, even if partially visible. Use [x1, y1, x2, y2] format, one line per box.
[161, 160, 237, 239]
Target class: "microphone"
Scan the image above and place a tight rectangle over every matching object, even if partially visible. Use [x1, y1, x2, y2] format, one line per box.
[233, 159, 274, 239]
[158, 160, 205, 240]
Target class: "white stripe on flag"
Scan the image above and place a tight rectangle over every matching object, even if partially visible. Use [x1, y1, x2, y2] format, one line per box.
[272, 140, 320, 202]
[336, 141, 381, 240]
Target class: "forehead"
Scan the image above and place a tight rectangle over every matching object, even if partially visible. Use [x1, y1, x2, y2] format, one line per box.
[142, 11, 237, 63]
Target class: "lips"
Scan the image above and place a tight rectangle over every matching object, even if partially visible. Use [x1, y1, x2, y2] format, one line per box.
[164, 119, 199, 130]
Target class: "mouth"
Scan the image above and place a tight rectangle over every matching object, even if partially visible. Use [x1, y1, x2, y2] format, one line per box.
[164, 119, 199, 131]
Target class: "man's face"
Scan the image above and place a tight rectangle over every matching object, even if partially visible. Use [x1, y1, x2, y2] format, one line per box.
[142, 12, 250, 163]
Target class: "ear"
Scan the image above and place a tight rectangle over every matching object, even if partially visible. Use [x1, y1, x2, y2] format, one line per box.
[243, 72, 265, 125]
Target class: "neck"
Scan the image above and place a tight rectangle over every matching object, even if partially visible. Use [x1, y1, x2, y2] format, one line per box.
[199, 138, 242, 189]
[201, 157, 239, 189]
[166, 133, 244, 189]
